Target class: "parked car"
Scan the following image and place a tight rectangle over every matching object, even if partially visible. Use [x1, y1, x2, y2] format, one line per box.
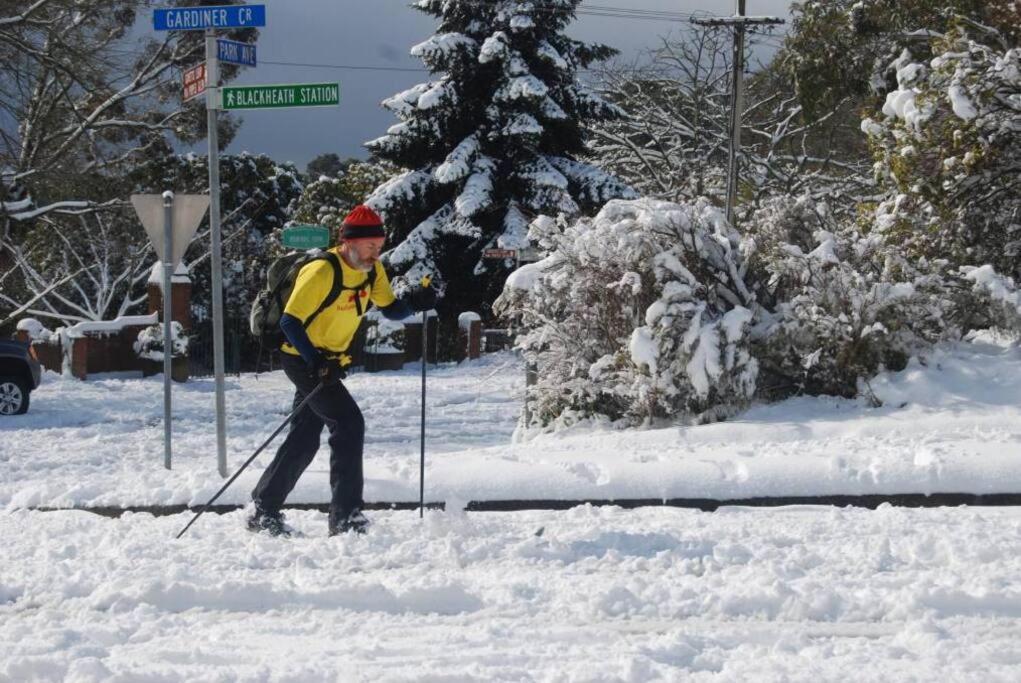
[0, 339, 42, 415]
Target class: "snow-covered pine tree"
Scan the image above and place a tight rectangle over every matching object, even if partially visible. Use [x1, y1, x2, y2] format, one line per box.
[366, 0, 635, 319]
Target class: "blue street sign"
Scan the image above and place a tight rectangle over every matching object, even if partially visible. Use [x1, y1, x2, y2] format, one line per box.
[154, 5, 265, 32]
[217, 39, 256, 67]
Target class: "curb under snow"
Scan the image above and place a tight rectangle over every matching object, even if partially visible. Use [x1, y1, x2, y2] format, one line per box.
[25, 492, 1021, 517]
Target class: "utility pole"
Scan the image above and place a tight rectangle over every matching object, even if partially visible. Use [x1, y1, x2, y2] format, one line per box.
[692, 1, 784, 226]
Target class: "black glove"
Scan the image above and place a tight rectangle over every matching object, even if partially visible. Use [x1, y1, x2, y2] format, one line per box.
[311, 355, 346, 386]
[406, 283, 438, 312]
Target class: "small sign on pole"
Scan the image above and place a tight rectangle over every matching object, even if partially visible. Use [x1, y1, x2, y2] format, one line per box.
[483, 248, 518, 260]
[154, 4, 266, 31]
[217, 38, 256, 67]
[183, 62, 207, 102]
[220, 82, 340, 110]
[282, 225, 331, 250]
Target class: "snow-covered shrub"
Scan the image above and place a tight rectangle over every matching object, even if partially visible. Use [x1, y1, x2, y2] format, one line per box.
[861, 22, 1021, 278]
[16, 318, 55, 343]
[962, 265, 1021, 331]
[501, 193, 1021, 429]
[746, 195, 975, 398]
[497, 198, 758, 428]
[364, 311, 406, 355]
[134, 322, 188, 362]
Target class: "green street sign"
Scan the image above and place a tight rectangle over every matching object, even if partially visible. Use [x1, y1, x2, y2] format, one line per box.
[282, 225, 331, 250]
[220, 82, 340, 110]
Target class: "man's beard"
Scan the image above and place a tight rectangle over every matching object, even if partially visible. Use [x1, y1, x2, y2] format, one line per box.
[345, 250, 375, 272]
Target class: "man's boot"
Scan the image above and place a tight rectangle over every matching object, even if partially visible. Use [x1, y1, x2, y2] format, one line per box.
[246, 506, 296, 537]
[329, 507, 369, 536]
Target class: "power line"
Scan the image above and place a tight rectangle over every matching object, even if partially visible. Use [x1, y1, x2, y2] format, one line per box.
[414, 0, 709, 23]
[260, 60, 426, 73]
[250, 59, 614, 75]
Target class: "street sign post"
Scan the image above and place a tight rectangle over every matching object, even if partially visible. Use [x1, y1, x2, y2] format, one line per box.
[483, 248, 518, 259]
[153, 4, 344, 479]
[204, 29, 229, 478]
[217, 38, 256, 67]
[131, 192, 210, 471]
[154, 4, 265, 31]
[220, 83, 340, 110]
[282, 225, 331, 250]
[183, 62, 207, 102]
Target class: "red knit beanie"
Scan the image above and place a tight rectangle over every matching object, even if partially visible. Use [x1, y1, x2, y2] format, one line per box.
[341, 205, 385, 240]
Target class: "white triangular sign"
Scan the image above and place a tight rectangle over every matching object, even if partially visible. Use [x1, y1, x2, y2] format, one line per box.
[131, 194, 210, 268]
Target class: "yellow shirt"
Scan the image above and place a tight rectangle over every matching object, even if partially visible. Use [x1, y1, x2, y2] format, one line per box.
[281, 248, 397, 359]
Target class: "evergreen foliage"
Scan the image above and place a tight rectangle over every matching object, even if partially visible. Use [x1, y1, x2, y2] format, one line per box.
[861, 21, 1021, 278]
[366, 0, 635, 316]
[293, 161, 399, 235]
[783, 0, 1019, 118]
[305, 153, 349, 180]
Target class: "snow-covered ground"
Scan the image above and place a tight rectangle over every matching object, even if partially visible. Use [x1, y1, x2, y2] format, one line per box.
[3, 336, 1021, 510]
[4, 338, 1021, 679]
[3, 504, 1021, 681]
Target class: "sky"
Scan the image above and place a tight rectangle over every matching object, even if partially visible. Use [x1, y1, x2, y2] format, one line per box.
[171, 0, 792, 170]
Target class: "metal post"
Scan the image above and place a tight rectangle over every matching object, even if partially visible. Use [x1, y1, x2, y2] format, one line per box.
[420, 309, 427, 518]
[725, 0, 746, 226]
[206, 29, 228, 477]
[162, 191, 174, 470]
[523, 359, 538, 427]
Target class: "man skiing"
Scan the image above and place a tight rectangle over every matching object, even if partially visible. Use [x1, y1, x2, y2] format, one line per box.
[248, 204, 436, 537]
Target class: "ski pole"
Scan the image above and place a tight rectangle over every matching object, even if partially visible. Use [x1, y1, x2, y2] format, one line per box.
[419, 276, 431, 519]
[175, 382, 326, 539]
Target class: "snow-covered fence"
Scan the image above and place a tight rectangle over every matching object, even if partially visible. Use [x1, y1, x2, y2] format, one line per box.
[17, 314, 158, 379]
[12, 265, 194, 380]
[359, 310, 484, 373]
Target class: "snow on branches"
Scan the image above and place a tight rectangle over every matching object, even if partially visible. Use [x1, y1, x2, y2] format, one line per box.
[498, 197, 758, 428]
[501, 193, 1021, 431]
[367, 0, 633, 316]
[861, 22, 1021, 278]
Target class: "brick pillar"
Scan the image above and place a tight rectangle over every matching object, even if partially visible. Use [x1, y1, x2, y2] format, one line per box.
[147, 281, 159, 317]
[404, 313, 438, 363]
[148, 272, 192, 329]
[147, 268, 192, 383]
[172, 280, 192, 331]
[70, 336, 88, 380]
[457, 312, 483, 361]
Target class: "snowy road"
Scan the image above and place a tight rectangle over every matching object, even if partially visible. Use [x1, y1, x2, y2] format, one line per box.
[3, 504, 1021, 681]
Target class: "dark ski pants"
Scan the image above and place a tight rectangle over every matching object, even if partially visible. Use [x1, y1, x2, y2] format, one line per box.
[251, 353, 364, 519]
